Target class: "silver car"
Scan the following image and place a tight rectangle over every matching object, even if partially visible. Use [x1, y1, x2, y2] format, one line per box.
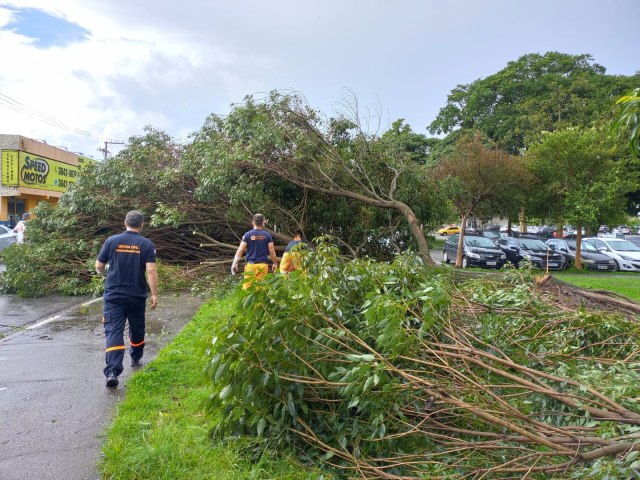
[0, 225, 17, 251]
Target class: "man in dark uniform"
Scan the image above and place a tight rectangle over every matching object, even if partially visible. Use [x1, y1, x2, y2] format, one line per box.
[95, 211, 158, 388]
[231, 213, 278, 288]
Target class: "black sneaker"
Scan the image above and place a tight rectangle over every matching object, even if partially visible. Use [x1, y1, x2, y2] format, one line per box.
[131, 358, 144, 368]
[106, 373, 119, 387]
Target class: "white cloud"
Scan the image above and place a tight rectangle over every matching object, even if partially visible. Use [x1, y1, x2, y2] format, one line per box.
[0, 1, 275, 156]
[0, 0, 637, 157]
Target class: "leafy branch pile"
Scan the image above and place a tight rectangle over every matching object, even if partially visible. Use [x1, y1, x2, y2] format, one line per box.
[205, 242, 640, 479]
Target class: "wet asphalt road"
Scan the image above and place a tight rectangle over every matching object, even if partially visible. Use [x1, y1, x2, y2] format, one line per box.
[0, 293, 207, 480]
[0, 295, 90, 337]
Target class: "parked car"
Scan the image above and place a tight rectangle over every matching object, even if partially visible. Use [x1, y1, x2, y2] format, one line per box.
[442, 234, 506, 269]
[546, 238, 617, 271]
[437, 225, 460, 235]
[0, 224, 17, 251]
[495, 236, 564, 270]
[617, 225, 631, 235]
[500, 225, 519, 233]
[583, 237, 640, 272]
[626, 236, 640, 248]
[484, 224, 501, 231]
[601, 230, 625, 238]
[537, 225, 555, 239]
[477, 229, 502, 243]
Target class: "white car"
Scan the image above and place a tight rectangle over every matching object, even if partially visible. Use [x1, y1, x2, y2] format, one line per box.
[583, 237, 640, 272]
[0, 225, 17, 251]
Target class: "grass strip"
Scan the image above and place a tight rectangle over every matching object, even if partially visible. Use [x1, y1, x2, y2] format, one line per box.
[553, 273, 640, 303]
[100, 294, 321, 480]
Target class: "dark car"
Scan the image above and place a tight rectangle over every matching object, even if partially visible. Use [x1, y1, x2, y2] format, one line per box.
[476, 229, 503, 244]
[443, 234, 507, 269]
[546, 238, 617, 271]
[537, 225, 556, 239]
[495, 236, 564, 270]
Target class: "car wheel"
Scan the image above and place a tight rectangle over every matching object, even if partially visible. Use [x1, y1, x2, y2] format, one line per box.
[612, 261, 619, 272]
[462, 256, 468, 269]
[443, 251, 450, 264]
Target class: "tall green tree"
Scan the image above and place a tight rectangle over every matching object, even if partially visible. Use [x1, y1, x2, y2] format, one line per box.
[614, 87, 640, 157]
[434, 134, 531, 267]
[430, 52, 640, 153]
[380, 119, 441, 165]
[526, 127, 633, 269]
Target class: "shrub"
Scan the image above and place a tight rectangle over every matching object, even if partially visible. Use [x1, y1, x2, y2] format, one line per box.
[205, 241, 640, 478]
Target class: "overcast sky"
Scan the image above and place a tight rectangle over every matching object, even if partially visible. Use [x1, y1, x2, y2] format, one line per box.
[0, 0, 638, 159]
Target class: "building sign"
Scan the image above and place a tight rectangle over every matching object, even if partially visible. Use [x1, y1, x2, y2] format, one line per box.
[17, 151, 80, 192]
[2, 150, 19, 186]
[77, 155, 97, 169]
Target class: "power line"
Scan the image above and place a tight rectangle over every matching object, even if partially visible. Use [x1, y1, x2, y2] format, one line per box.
[0, 91, 123, 146]
[0, 93, 97, 139]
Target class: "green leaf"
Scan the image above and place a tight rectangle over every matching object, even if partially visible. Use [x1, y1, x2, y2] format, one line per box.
[257, 418, 267, 437]
[219, 385, 232, 399]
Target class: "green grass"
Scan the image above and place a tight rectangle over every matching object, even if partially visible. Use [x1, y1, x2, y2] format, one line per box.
[429, 238, 445, 250]
[552, 272, 640, 303]
[100, 293, 322, 480]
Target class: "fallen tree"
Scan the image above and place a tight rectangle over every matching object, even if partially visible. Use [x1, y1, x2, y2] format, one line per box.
[205, 243, 640, 479]
[190, 92, 448, 266]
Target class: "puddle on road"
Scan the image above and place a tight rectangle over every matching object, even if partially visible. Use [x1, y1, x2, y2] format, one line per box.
[4, 293, 208, 343]
[48, 294, 207, 336]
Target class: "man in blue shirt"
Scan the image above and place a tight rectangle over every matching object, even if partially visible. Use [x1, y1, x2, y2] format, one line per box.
[231, 213, 278, 289]
[96, 211, 158, 388]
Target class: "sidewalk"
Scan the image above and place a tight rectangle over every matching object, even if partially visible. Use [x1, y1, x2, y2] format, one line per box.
[0, 293, 207, 480]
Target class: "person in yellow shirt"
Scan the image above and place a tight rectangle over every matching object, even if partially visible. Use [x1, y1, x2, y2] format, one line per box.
[280, 231, 304, 274]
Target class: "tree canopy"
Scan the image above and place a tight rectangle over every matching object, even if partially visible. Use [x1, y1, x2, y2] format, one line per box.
[430, 52, 640, 153]
[190, 92, 449, 264]
[614, 87, 640, 157]
[435, 133, 531, 266]
[526, 127, 635, 267]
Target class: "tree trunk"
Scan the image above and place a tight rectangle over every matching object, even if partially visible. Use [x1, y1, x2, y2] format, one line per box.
[275, 174, 436, 266]
[519, 207, 527, 234]
[396, 202, 435, 266]
[456, 214, 468, 268]
[575, 222, 583, 270]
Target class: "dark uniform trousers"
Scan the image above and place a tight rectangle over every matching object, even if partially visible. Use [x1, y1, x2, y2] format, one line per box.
[103, 297, 146, 376]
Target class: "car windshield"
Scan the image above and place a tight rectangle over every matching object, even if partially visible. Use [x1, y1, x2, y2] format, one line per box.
[481, 231, 501, 239]
[607, 240, 640, 252]
[465, 236, 497, 248]
[566, 240, 598, 253]
[518, 239, 549, 252]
